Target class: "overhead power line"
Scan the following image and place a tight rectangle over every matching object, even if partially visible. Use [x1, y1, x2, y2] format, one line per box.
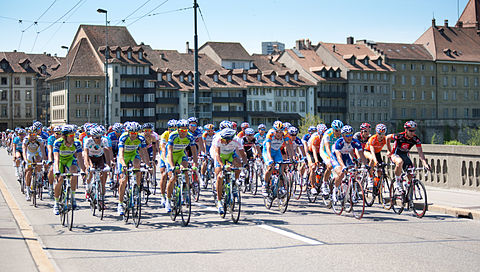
[115, 0, 151, 25]
[127, 0, 170, 27]
[198, 5, 211, 40]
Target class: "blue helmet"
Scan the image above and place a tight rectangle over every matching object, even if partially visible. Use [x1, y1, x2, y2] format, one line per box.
[331, 120, 344, 130]
[288, 126, 298, 135]
[177, 119, 189, 128]
[61, 125, 74, 135]
[187, 117, 198, 124]
[317, 124, 328, 134]
[113, 123, 124, 133]
[258, 124, 266, 130]
[245, 128, 255, 135]
[125, 122, 141, 132]
[341, 125, 354, 135]
[143, 123, 154, 130]
[167, 119, 177, 128]
[307, 126, 316, 133]
[219, 120, 232, 130]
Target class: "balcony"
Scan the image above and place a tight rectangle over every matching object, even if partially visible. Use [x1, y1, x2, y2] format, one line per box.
[316, 106, 347, 113]
[120, 116, 155, 123]
[120, 87, 155, 94]
[248, 111, 302, 119]
[212, 97, 246, 104]
[120, 73, 155, 80]
[156, 113, 180, 119]
[212, 111, 247, 118]
[199, 111, 212, 119]
[120, 102, 156, 108]
[187, 97, 213, 104]
[317, 91, 347, 98]
[156, 97, 179, 104]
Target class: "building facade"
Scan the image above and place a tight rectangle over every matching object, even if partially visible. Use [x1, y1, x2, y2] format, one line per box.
[262, 41, 285, 55]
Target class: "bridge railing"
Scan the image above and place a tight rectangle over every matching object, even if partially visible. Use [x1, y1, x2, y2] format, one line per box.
[381, 144, 480, 191]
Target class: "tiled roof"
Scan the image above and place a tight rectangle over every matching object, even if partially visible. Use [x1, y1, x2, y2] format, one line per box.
[0, 52, 37, 73]
[415, 25, 480, 62]
[456, 0, 480, 27]
[25, 53, 63, 77]
[76, 25, 137, 53]
[49, 38, 104, 80]
[371, 43, 433, 61]
[199, 42, 253, 60]
[281, 49, 345, 82]
[318, 42, 395, 72]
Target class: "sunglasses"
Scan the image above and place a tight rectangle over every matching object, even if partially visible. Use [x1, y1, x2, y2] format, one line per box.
[189, 124, 197, 127]
[179, 128, 188, 133]
[168, 128, 177, 132]
[67, 133, 75, 138]
[259, 128, 266, 131]
[129, 132, 138, 135]
[93, 136, 101, 139]
[408, 129, 416, 132]
[344, 134, 353, 137]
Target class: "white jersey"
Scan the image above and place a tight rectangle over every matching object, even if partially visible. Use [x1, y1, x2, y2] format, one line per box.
[84, 136, 109, 157]
[23, 137, 43, 154]
[210, 133, 243, 157]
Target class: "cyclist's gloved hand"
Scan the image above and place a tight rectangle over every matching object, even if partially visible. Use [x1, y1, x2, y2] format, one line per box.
[342, 167, 347, 173]
[54, 171, 60, 177]
[103, 166, 111, 172]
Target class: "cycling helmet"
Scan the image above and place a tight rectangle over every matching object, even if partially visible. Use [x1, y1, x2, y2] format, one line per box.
[113, 123, 124, 133]
[43, 126, 50, 132]
[288, 127, 298, 136]
[98, 125, 106, 134]
[283, 122, 292, 129]
[125, 122, 142, 132]
[204, 124, 214, 130]
[33, 121, 43, 130]
[272, 121, 283, 131]
[90, 126, 104, 137]
[231, 122, 237, 130]
[143, 123, 154, 130]
[177, 119, 188, 128]
[220, 128, 236, 140]
[376, 123, 387, 134]
[241, 122, 250, 129]
[53, 126, 62, 133]
[72, 124, 78, 132]
[404, 120, 417, 129]
[341, 125, 354, 135]
[258, 124, 266, 130]
[187, 117, 198, 124]
[18, 128, 26, 134]
[331, 120, 344, 130]
[360, 122, 371, 131]
[245, 128, 255, 135]
[308, 126, 316, 133]
[167, 119, 177, 128]
[219, 120, 232, 130]
[61, 125, 74, 135]
[317, 124, 328, 134]
[26, 126, 35, 133]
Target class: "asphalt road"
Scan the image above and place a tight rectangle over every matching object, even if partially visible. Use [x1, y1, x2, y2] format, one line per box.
[1, 149, 479, 272]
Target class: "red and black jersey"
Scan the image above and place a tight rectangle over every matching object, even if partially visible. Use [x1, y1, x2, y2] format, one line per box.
[392, 132, 421, 154]
[241, 137, 256, 153]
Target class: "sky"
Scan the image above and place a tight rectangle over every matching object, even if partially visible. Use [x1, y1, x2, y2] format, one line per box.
[0, 0, 471, 57]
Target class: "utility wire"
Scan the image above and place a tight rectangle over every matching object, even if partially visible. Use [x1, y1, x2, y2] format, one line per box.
[115, 0, 151, 25]
[38, 0, 84, 33]
[198, 5, 211, 40]
[30, 24, 40, 52]
[21, 0, 57, 32]
[127, 0, 170, 27]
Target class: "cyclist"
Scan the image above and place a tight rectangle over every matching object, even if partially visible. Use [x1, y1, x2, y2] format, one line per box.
[211, 128, 247, 214]
[186, 117, 204, 155]
[23, 127, 46, 201]
[331, 125, 367, 201]
[306, 124, 328, 194]
[386, 121, 431, 192]
[107, 123, 124, 159]
[83, 126, 110, 202]
[200, 124, 216, 185]
[164, 119, 197, 213]
[237, 122, 250, 139]
[46, 127, 62, 198]
[302, 126, 316, 155]
[52, 125, 86, 215]
[319, 120, 344, 195]
[13, 128, 26, 179]
[254, 124, 267, 155]
[142, 123, 159, 163]
[262, 121, 293, 196]
[354, 123, 371, 158]
[364, 124, 387, 189]
[158, 119, 177, 207]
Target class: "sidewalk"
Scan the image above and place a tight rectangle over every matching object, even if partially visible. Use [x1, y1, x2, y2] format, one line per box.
[427, 185, 480, 219]
[0, 190, 38, 271]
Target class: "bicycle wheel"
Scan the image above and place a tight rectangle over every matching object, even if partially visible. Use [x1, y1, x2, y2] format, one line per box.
[278, 176, 289, 214]
[332, 183, 346, 215]
[379, 176, 392, 210]
[59, 185, 67, 226]
[20, 172, 25, 194]
[169, 182, 179, 221]
[351, 180, 365, 220]
[68, 187, 74, 231]
[242, 169, 249, 194]
[363, 180, 375, 207]
[180, 182, 191, 226]
[142, 172, 150, 205]
[31, 175, 37, 207]
[90, 183, 96, 216]
[306, 183, 317, 203]
[391, 186, 405, 215]
[251, 168, 259, 196]
[132, 184, 142, 228]
[123, 188, 131, 223]
[38, 176, 44, 201]
[220, 182, 228, 219]
[411, 179, 428, 218]
[97, 182, 104, 220]
[191, 173, 200, 202]
[230, 183, 241, 223]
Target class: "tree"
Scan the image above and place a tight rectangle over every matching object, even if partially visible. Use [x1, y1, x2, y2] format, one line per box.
[467, 127, 480, 146]
[298, 114, 324, 134]
[444, 140, 464, 145]
[430, 133, 440, 144]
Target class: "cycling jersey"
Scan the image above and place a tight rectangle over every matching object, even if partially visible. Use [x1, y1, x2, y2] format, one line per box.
[291, 136, 303, 149]
[166, 131, 195, 154]
[107, 132, 120, 151]
[84, 136, 109, 157]
[302, 133, 312, 144]
[254, 132, 266, 146]
[263, 129, 289, 152]
[237, 131, 245, 139]
[78, 132, 87, 144]
[53, 138, 82, 173]
[392, 132, 421, 155]
[307, 132, 322, 152]
[320, 128, 341, 161]
[47, 135, 57, 147]
[142, 132, 159, 149]
[202, 131, 215, 147]
[353, 132, 371, 149]
[118, 132, 147, 155]
[331, 138, 362, 168]
[365, 134, 386, 153]
[241, 136, 256, 154]
[13, 136, 24, 152]
[210, 133, 243, 156]
[188, 127, 202, 142]
[23, 136, 43, 154]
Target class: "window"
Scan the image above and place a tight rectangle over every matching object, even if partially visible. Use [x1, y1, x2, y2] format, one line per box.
[300, 90, 305, 97]
[257, 74, 261, 81]
[401, 76, 406, 85]
[451, 66, 456, 72]
[401, 108, 406, 118]
[85, 80, 90, 88]
[443, 108, 448, 118]
[474, 109, 480, 118]
[430, 76, 435, 85]
[421, 108, 426, 118]
[392, 75, 396, 84]
[14, 90, 20, 101]
[283, 101, 289, 112]
[464, 77, 469, 87]
[475, 91, 480, 101]
[227, 75, 232, 82]
[179, 75, 184, 82]
[261, 100, 266, 111]
[275, 101, 281, 111]
[213, 74, 218, 82]
[127, 51, 132, 59]
[25, 90, 32, 101]
[421, 76, 425, 86]
[139, 51, 143, 60]
[443, 91, 448, 100]
[464, 108, 469, 118]
[0, 90, 6, 100]
[1, 105, 6, 117]
[421, 91, 425, 100]
[85, 94, 90, 103]
[14, 104, 20, 117]
[474, 66, 479, 73]
[115, 93, 118, 102]
[294, 73, 298, 80]
[452, 91, 456, 101]
[411, 76, 416, 85]
[475, 77, 479, 87]
[443, 76, 448, 87]
[76, 109, 81, 118]
[452, 76, 457, 86]
[25, 77, 32, 85]
[85, 109, 89, 117]
[421, 64, 425, 70]
[411, 64, 416, 70]
[167, 73, 172, 82]
[442, 65, 448, 72]
[75, 80, 81, 88]
[411, 108, 417, 118]
[291, 101, 296, 112]
[95, 80, 100, 88]
[270, 74, 275, 81]
[401, 64, 406, 70]
[432, 91, 435, 100]
[1, 77, 6, 85]
[452, 108, 457, 118]
[411, 90, 415, 100]
[115, 108, 119, 117]
[402, 90, 406, 100]
[254, 100, 259, 111]
[300, 101, 305, 112]
[188, 74, 192, 83]
[14, 77, 20, 85]
[464, 66, 469, 73]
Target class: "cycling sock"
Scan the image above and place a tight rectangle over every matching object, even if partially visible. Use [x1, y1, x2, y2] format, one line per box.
[54, 197, 59, 203]
[395, 175, 401, 182]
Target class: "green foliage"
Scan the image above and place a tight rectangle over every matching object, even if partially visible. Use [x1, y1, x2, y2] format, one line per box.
[298, 114, 324, 135]
[467, 127, 480, 146]
[443, 126, 451, 142]
[444, 140, 464, 145]
[430, 133, 440, 144]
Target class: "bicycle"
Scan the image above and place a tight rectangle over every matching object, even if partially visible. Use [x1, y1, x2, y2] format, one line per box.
[140, 163, 154, 205]
[57, 172, 82, 231]
[391, 167, 429, 218]
[331, 165, 366, 220]
[263, 161, 291, 214]
[240, 158, 256, 194]
[187, 161, 201, 202]
[363, 162, 394, 209]
[88, 166, 110, 220]
[219, 166, 243, 223]
[18, 160, 26, 194]
[169, 166, 192, 226]
[122, 166, 143, 227]
[291, 159, 308, 200]
[305, 162, 326, 204]
[201, 154, 214, 190]
[26, 161, 45, 208]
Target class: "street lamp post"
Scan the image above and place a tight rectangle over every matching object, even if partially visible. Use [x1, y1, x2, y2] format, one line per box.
[61, 46, 69, 124]
[97, 8, 109, 126]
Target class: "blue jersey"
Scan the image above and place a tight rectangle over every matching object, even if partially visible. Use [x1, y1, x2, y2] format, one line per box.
[254, 132, 266, 146]
[13, 136, 23, 152]
[332, 138, 362, 162]
[107, 132, 119, 150]
[40, 131, 49, 141]
[47, 135, 57, 146]
[302, 133, 312, 144]
[189, 128, 202, 142]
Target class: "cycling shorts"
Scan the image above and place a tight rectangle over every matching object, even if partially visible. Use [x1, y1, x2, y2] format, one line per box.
[263, 149, 283, 166]
[331, 154, 354, 169]
[118, 152, 140, 173]
[166, 152, 188, 172]
[58, 157, 78, 174]
[214, 152, 237, 168]
[320, 150, 331, 165]
[393, 152, 413, 171]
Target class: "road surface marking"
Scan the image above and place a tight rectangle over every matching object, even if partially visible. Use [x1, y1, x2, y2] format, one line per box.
[192, 202, 219, 212]
[0, 176, 56, 272]
[257, 223, 323, 245]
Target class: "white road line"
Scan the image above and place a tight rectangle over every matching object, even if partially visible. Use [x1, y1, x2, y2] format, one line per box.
[257, 224, 323, 245]
[192, 202, 218, 212]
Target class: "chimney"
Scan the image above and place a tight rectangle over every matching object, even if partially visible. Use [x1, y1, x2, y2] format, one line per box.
[186, 41, 190, 53]
[444, 19, 448, 27]
[332, 45, 336, 53]
[300, 39, 305, 50]
[346, 36, 354, 44]
[43, 52, 46, 55]
[54, 53, 57, 57]
[160, 53, 165, 60]
[457, 21, 463, 28]
[432, 18, 436, 27]
[13, 50, 17, 52]
[306, 39, 311, 49]
[295, 39, 302, 50]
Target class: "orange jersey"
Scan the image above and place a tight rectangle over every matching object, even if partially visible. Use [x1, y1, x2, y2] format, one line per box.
[307, 133, 322, 152]
[365, 134, 386, 153]
[79, 132, 87, 143]
[237, 131, 245, 139]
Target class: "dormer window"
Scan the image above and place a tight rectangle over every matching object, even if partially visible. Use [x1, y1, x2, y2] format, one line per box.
[321, 71, 326, 78]
[243, 74, 247, 81]
[127, 51, 132, 59]
[329, 71, 333, 78]
[336, 71, 340, 78]
[167, 73, 172, 82]
[116, 51, 121, 59]
[213, 74, 218, 82]
[270, 74, 275, 81]
[227, 75, 232, 82]
[285, 75, 290, 82]
[257, 74, 261, 81]
[179, 75, 184, 82]
[157, 73, 163, 81]
[377, 59, 382, 66]
[294, 73, 298, 81]
[188, 74, 192, 82]
[139, 51, 143, 60]
[1, 63, 6, 70]
[364, 59, 369, 65]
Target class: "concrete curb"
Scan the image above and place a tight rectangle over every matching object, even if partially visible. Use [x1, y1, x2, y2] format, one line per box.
[429, 204, 480, 220]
